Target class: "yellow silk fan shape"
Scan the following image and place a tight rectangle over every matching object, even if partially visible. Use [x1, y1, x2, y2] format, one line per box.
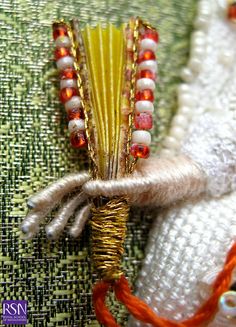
[82, 24, 126, 180]
[69, 18, 139, 182]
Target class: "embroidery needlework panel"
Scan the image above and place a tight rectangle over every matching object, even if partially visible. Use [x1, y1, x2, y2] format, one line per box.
[0, 0, 197, 326]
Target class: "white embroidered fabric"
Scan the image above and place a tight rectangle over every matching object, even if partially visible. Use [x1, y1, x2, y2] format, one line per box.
[129, 0, 236, 325]
[182, 112, 236, 197]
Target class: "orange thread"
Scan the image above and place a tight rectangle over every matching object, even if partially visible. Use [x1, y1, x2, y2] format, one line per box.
[93, 279, 119, 327]
[93, 241, 236, 327]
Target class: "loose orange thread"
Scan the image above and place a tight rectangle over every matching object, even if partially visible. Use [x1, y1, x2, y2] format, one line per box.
[93, 241, 236, 327]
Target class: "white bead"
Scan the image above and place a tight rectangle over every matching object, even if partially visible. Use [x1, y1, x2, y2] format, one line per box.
[136, 78, 156, 91]
[219, 50, 234, 66]
[181, 67, 194, 83]
[159, 148, 175, 158]
[132, 130, 151, 145]
[189, 57, 202, 73]
[179, 106, 192, 117]
[163, 136, 180, 150]
[198, 2, 211, 16]
[172, 114, 188, 128]
[139, 60, 158, 73]
[56, 56, 74, 71]
[135, 101, 154, 113]
[65, 96, 81, 111]
[178, 88, 192, 102]
[140, 38, 158, 52]
[194, 15, 209, 29]
[60, 79, 77, 89]
[178, 93, 195, 107]
[169, 126, 185, 140]
[178, 84, 190, 95]
[219, 291, 236, 317]
[68, 119, 85, 133]
[191, 32, 206, 48]
[191, 46, 205, 58]
[55, 36, 71, 48]
[192, 37, 206, 49]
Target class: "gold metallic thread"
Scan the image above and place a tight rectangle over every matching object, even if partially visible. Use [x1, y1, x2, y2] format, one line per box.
[127, 17, 140, 174]
[90, 197, 130, 281]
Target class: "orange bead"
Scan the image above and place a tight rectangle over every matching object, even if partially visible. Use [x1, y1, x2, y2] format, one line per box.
[137, 69, 156, 81]
[138, 50, 155, 63]
[60, 87, 78, 103]
[67, 108, 85, 121]
[60, 68, 77, 80]
[228, 4, 236, 22]
[135, 89, 154, 102]
[53, 24, 68, 40]
[54, 47, 70, 60]
[130, 143, 150, 159]
[70, 131, 87, 148]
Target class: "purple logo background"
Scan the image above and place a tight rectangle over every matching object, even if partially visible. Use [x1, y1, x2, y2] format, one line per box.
[2, 300, 27, 325]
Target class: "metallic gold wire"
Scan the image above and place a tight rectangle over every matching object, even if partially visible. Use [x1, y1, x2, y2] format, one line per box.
[127, 17, 140, 174]
[70, 20, 99, 179]
[90, 197, 129, 281]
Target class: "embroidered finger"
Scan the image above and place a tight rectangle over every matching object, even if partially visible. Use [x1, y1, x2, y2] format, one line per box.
[45, 191, 88, 240]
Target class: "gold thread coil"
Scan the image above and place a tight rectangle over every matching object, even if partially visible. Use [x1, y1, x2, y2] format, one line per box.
[90, 197, 129, 281]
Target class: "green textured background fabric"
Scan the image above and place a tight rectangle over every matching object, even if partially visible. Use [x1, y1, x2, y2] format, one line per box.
[0, 0, 197, 326]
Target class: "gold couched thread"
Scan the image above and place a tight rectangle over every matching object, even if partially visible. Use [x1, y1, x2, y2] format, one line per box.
[90, 197, 129, 281]
[127, 17, 140, 175]
[70, 19, 99, 179]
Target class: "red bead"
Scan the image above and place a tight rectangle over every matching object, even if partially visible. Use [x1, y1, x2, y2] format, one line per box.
[138, 50, 156, 63]
[67, 108, 85, 121]
[141, 29, 159, 43]
[53, 24, 68, 40]
[70, 131, 87, 148]
[134, 113, 153, 130]
[137, 69, 156, 81]
[54, 47, 70, 60]
[60, 87, 78, 103]
[135, 89, 154, 102]
[60, 68, 77, 80]
[228, 4, 236, 22]
[130, 143, 150, 159]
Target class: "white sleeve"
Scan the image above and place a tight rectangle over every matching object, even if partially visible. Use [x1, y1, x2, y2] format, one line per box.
[181, 112, 236, 197]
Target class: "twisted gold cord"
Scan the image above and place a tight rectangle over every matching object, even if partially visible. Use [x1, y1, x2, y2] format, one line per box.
[127, 17, 140, 174]
[90, 197, 129, 281]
